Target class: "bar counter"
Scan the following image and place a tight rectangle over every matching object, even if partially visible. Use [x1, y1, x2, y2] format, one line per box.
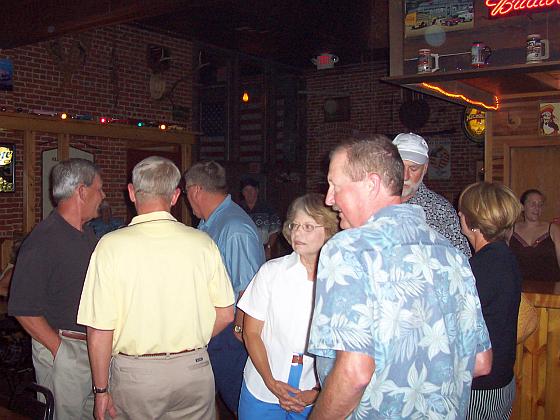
[512, 281, 560, 420]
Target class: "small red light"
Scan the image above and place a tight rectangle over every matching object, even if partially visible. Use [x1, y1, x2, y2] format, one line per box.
[318, 55, 331, 65]
[100, 117, 107, 124]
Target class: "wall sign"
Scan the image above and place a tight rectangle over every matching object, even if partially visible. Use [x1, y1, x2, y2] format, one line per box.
[0, 144, 15, 192]
[428, 140, 451, 180]
[485, 0, 560, 18]
[462, 107, 486, 144]
[539, 102, 560, 136]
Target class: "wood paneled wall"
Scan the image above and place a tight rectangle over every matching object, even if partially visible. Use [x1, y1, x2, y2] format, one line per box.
[513, 294, 560, 420]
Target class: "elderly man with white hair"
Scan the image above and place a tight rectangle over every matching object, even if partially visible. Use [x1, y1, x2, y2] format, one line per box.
[393, 132, 471, 256]
[78, 156, 234, 420]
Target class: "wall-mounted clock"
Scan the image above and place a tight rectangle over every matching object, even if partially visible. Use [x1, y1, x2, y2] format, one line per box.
[462, 107, 486, 144]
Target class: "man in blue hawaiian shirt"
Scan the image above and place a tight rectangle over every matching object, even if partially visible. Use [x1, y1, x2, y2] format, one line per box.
[308, 135, 492, 419]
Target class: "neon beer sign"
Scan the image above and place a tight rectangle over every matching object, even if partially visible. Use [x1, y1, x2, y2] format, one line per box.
[485, 0, 560, 17]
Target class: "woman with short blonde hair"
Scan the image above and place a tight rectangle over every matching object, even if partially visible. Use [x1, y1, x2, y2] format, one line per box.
[459, 181, 521, 243]
[459, 182, 522, 419]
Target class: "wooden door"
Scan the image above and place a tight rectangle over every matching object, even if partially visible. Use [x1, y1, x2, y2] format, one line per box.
[508, 145, 560, 223]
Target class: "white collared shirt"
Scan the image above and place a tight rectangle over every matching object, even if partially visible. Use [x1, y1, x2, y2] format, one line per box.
[238, 252, 317, 403]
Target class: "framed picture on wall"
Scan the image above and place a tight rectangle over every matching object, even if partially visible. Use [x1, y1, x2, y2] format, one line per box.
[539, 102, 560, 136]
[405, 0, 474, 38]
[0, 143, 15, 192]
[0, 58, 13, 91]
[323, 97, 350, 122]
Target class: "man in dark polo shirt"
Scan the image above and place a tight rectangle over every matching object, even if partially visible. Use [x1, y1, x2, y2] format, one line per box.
[9, 158, 105, 420]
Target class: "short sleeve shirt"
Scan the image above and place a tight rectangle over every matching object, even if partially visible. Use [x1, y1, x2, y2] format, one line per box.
[9, 210, 97, 333]
[78, 211, 234, 354]
[238, 252, 316, 403]
[199, 195, 265, 297]
[308, 204, 490, 419]
[408, 183, 472, 257]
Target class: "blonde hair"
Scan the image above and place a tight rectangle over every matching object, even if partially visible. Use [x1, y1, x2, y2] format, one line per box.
[282, 193, 339, 245]
[459, 182, 522, 242]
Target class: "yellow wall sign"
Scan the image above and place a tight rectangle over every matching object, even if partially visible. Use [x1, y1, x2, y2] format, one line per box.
[462, 107, 486, 144]
[0, 147, 14, 165]
[0, 144, 15, 192]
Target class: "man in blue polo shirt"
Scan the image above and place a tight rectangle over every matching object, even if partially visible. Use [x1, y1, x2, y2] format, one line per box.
[184, 161, 265, 415]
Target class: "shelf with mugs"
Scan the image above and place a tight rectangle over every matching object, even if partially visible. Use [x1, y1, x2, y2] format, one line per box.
[381, 59, 560, 111]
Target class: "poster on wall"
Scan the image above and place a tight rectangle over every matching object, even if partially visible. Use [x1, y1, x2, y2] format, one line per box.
[405, 0, 474, 38]
[428, 140, 451, 180]
[42, 147, 94, 218]
[0, 58, 14, 91]
[0, 144, 15, 192]
[539, 103, 560, 136]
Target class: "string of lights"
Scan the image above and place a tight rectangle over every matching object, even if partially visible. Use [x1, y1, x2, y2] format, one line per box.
[420, 83, 500, 111]
[0, 107, 185, 131]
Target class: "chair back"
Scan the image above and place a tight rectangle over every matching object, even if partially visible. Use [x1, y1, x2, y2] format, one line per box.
[9, 382, 54, 420]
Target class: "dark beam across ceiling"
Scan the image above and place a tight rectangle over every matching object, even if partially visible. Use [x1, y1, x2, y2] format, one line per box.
[0, 0, 188, 50]
[1, 0, 383, 69]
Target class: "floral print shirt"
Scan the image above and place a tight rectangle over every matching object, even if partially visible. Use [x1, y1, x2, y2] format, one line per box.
[408, 182, 471, 258]
[308, 204, 490, 419]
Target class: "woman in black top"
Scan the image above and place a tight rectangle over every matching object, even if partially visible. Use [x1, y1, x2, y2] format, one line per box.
[459, 182, 523, 420]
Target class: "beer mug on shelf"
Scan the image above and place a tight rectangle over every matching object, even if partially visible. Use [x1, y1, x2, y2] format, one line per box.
[471, 41, 492, 68]
[526, 34, 549, 63]
[417, 49, 440, 73]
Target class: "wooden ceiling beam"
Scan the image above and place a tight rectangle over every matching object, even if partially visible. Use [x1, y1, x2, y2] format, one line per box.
[1, 0, 190, 49]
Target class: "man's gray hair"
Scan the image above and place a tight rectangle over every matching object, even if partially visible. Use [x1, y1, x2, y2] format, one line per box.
[183, 161, 227, 194]
[332, 134, 404, 197]
[51, 158, 100, 203]
[132, 156, 181, 200]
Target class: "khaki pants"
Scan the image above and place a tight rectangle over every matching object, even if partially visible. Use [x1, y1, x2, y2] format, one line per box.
[32, 335, 94, 420]
[110, 348, 215, 420]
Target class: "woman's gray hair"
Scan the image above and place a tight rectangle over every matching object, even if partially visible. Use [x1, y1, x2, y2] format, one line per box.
[183, 161, 227, 193]
[132, 156, 181, 200]
[51, 158, 100, 203]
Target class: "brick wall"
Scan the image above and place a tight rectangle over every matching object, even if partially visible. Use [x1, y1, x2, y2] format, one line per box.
[0, 25, 193, 238]
[304, 61, 484, 206]
[0, 29, 485, 239]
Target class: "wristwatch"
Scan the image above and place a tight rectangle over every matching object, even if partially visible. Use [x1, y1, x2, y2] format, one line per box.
[233, 324, 243, 334]
[93, 385, 108, 394]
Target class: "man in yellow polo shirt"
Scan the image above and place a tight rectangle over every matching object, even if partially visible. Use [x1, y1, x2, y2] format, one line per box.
[78, 156, 234, 420]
